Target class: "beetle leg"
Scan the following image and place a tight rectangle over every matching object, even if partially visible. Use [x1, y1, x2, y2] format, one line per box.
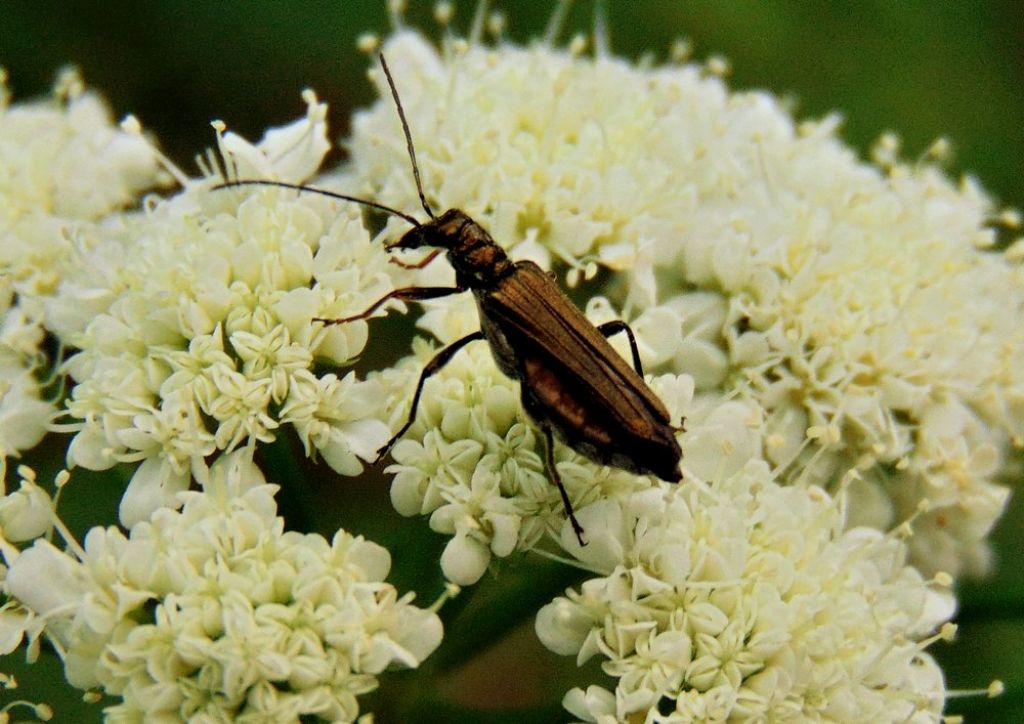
[374, 330, 486, 461]
[315, 285, 464, 326]
[542, 424, 588, 547]
[597, 320, 643, 376]
[388, 248, 443, 269]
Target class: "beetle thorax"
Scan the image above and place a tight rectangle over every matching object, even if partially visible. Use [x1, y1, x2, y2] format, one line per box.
[437, 210, 513, 289]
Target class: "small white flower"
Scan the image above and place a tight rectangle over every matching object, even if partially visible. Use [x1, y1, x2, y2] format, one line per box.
[0, 352, 54, 482]
[536, 466, 953, 722]
[215, 88, 330, 183]
[431, 465, 522, 585]
[0, 466, 54, 543]
[2, 452, 443, 721]
[281, 370, 391, 477]
[4, 539, 90, 648]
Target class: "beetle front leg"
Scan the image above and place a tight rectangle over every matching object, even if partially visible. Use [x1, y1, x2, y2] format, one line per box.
[374, 330, 486, 461]
[597, 320, 643, 376]
[388, 248, 443, 270]
[315, 285, 464, 326]
[542, 424, 587, 547]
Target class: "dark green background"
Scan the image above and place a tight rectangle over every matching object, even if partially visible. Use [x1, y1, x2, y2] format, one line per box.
[2, 1, 1022, 721]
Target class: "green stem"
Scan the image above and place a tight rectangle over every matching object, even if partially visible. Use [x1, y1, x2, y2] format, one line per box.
[256, 429, 318, 532]
[372, 552, 585, 719]
[431, 553, 585, 673]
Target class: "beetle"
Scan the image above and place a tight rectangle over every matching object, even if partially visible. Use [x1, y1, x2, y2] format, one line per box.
[217, 54, 683, 544]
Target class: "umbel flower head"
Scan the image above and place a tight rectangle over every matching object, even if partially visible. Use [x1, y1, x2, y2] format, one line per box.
[0, 67, 160, 302]
[47, 91, 399, 526]
[344, 30, 1023, 577]
[1, 453, 443, 722]
[535, 467, 954, 722]
[0, 69, 161, 480]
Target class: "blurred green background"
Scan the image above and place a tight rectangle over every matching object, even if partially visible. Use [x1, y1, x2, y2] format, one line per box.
[2, 1, 1022, 721]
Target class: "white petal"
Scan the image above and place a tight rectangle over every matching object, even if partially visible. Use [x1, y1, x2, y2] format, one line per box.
[535, 598, 593, 656]
[0, 482, 53, 542]
[440, 532, 491, 585]
[560, 498, 626, 571]
[5, 540, 87, 618]
[118, 456, 190, 528]
[67, 424, 117, 471]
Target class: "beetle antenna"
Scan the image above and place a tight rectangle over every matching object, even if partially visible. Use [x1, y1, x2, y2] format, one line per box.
[378, 53, 436, 220]
[212, 179, 422, 227]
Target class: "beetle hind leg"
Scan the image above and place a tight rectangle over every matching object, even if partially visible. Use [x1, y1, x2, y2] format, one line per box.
[597, 320, 643, 376]
[541, 424, 588, 547]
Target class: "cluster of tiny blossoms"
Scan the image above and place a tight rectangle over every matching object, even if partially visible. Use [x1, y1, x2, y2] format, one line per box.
[0, 283, 54, 483]
[1, 453, 443, 721]
[535, 468, 954, 722]
[0, 69, 160, 479]
[638, 124, 1022, 577]
[47, 92, 410, 526]
[346, 31, 1023, 577]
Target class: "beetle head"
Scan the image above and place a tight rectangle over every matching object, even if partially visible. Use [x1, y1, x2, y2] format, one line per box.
[387, 209, 470, 251]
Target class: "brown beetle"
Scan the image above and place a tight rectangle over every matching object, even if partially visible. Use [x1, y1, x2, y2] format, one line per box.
[217, 55, 683, 544]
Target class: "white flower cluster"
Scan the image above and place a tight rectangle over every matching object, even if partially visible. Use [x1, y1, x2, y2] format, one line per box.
[0, 69, 160, 478]
[536, 468, 954, 722]
[0, 69, 160, 296]
[639, 129, 1021, 578]
[2, 453, 443, 722]
[346, 32, 687, 279]
[48, 92, 399, 526]
[0, 284, 53, 481]
[347, 32, 1023, 577]
[0, 68, 157, 210]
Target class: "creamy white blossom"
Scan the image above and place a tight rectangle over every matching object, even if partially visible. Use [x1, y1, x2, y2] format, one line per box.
[0, 71, 161, 479]
[0, 284, 53, 480]
[344, 31, 1022, 576]
[49, 94, 398, 525]
[0, 465, 54, 544]
[2, 452, 443, 722]
[346, 32, 684, 280]
[0, 464, 62, 671]
[536, 467, 954, 722]
[0, 69, 160, 305]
